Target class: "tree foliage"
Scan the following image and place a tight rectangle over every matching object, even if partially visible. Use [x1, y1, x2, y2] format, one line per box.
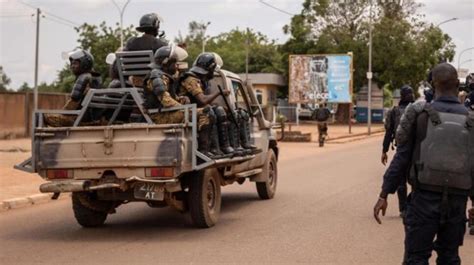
[39, 22, 137, 92]
[281, 0, 455, 93]
[176, 22, 282, 74]
[0, 66, 12, 92]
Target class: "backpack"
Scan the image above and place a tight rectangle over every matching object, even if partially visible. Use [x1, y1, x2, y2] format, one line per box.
[314, 107, 330, 122]
[414, 104, 473, 193]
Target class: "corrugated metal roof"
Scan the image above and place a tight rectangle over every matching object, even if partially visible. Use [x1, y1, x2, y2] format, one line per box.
[238, 73, 286, 87]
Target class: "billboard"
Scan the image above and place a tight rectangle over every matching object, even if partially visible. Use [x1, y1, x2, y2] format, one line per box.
[289, 54, 353, 103]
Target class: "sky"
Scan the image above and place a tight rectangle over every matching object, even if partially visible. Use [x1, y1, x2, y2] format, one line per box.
[0, 0, 473, 89]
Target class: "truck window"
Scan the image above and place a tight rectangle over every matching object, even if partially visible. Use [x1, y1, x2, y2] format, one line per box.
[231, 80, 251, 111]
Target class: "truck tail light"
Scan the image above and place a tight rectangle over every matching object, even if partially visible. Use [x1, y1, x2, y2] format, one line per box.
[46, 169, 70, 179]
[146, 167, 174, 178]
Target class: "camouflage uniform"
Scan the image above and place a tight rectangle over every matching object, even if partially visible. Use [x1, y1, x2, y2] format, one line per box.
[145, 70, 210, 129]
[44, 73, 97, 127]
[180, 75, 205, 103]
[180, 73, 236, 156]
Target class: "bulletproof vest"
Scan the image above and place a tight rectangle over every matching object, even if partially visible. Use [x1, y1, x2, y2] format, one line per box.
[124, 35, 167, 53]
[413, 105, 473, 193]
[143, 70, 163, 110]
[389, 105, 406, 146]
[392, 106, 404, 132]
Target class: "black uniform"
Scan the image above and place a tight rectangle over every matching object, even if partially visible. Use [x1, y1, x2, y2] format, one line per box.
[382, 96, 469, 264]
[382, 101, 410, 214]
[124, 34, 167, 53]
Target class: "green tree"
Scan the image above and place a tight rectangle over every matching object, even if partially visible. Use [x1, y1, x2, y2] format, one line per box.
[17, 82, 32, 92]
[281, 0, 455, 92]
[0, 66, 12, 92]
[38, 22, 137, 93]
[176, 22, 282, 74]
[175, 21, 208, 66]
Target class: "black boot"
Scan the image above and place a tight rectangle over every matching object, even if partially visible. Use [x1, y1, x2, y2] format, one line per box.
[229, 121, 246, 156]
[218, 121, 235, 156]
[209, 125, 227, 159]
[240, 119, 259, 154]
[198, 124, 214, 158]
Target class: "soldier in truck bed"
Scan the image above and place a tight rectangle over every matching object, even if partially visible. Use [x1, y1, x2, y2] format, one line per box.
[143, 45, 216, 158]
[123, 13, 168, 88]
[179, 52, 236, 158]
[124, 13, 167, 53]
[44, 49, 102, 127]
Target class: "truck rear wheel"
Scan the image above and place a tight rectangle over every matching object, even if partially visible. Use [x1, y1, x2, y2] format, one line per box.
[72, 192, 111, 228]
[256, 150, 278, 200]
[188, 170, 221, 228]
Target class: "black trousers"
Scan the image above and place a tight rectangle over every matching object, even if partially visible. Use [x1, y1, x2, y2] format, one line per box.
[397, 177, 408, 213]
[404, 190, 467, 265]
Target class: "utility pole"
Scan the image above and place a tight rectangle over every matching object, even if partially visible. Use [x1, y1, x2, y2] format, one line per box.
[245, 28, 250, 82]
[34, 8, 41, 112]
[367, 0, 373, 135]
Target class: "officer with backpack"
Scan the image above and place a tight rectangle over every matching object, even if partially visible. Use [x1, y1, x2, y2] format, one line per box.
[373, 63, 473, 264]
[381, 85, 414, 218]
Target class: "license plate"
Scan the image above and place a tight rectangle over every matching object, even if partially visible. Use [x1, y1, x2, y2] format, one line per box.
[134, 183, 164, 201]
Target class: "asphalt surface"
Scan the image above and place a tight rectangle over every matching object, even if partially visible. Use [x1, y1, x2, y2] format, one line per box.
[0, 137, 472, 264]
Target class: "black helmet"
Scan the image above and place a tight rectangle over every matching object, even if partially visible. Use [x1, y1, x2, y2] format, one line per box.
[149, 44, 188, 69]
[400, 85, 414, 103]
[423, 86, 434, 103]
[136, 13, 161, 32]
[68, 49, 94, 72]
[190, 52, 224, 75]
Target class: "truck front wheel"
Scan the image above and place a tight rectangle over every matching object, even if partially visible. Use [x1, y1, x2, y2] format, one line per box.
[256, 150, 278, 200]
[72, 192, 111, 228]
[188, 170, 221, 228]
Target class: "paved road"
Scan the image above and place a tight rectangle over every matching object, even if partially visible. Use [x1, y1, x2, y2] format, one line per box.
[1, 137, 472, 264]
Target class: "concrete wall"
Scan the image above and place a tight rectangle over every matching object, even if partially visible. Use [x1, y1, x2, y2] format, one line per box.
[0, 92, 68, 138]
[253, 84, 278, 107]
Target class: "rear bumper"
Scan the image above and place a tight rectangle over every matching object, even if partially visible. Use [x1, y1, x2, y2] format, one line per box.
[39, 177, 180, 193]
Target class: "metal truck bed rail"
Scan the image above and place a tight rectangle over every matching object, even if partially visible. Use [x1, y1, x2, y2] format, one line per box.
[14, 87, 254, 174]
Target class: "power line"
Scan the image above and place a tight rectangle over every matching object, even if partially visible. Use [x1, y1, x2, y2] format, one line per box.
[43, 16, 76, 28]
[259, 0, 295, 16]
[43, 11, 79, 27]
[0, 14, 32, 18]
[20, 1, 80, 27]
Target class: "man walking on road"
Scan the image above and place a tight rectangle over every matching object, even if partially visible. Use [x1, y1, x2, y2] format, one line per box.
[313, 104, 331, 147]
[381, 85, 415, 218]
[373, 63, 473, 264]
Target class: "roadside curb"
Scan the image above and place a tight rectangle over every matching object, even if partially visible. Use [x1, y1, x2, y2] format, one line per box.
[0, 193, 68, 212]
[328, 131, 384, 144]
[326, 129, 385, 142]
